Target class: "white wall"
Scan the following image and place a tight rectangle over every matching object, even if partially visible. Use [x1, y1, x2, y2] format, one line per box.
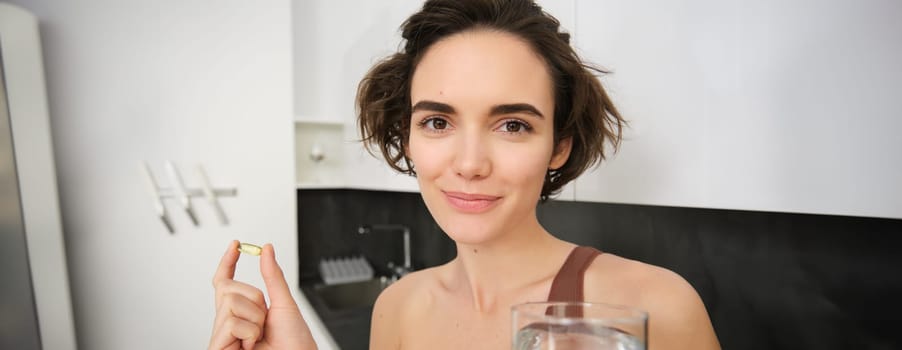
[574, 0, 902, 219]
[4, 0, 323, 348]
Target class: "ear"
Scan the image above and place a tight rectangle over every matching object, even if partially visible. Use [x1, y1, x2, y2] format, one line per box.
[549, 137, 572, 170]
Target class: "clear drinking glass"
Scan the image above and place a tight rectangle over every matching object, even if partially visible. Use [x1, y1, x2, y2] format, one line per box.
[511, 301, 648, 350]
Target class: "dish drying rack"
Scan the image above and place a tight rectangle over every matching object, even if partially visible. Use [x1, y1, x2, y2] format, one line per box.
[318, 256, 374, 285]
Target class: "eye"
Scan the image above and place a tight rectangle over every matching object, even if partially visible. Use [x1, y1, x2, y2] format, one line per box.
[418, 117, 450, 131]
[497, 119, 532, 134]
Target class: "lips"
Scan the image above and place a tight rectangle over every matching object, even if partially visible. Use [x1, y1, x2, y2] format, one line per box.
[443, 191, 501, 213]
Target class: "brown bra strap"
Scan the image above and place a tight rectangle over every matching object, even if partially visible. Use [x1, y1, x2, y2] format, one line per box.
[547, 246, 602, 303]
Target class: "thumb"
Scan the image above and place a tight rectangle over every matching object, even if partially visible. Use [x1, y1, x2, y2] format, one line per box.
[259, 243, 297, 309]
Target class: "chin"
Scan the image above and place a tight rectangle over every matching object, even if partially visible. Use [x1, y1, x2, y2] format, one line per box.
[440, 220, 502, 246]
[446, 230, 498, 246]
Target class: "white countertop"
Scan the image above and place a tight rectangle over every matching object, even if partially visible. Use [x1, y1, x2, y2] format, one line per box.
[291, 286, 339, 350]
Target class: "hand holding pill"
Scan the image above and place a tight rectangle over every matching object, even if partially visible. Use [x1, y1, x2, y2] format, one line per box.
[208, 240, 318, 350]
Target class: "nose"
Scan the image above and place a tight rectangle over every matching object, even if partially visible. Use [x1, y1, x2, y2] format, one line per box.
[452, 130, 491, 180]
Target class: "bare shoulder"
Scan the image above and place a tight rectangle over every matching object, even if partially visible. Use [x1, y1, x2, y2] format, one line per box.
[584, 253, 721, 350]
[370, 267, 443, 349]
[374, 267, 441, 312]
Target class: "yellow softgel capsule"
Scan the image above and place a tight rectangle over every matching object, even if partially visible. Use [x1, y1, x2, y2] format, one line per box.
[237, 242, 262, 256]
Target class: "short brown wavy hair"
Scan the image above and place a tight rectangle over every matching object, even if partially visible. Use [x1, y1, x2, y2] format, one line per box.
[357, 0, 625, 200]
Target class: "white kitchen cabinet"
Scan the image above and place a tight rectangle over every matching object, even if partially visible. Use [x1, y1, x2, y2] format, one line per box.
[295, 120, 345, 188]
[5, 0, 333, 349]
[0, 5, 76, 349]
[293, 0, 422, 192]
[573, 0, 902, 219]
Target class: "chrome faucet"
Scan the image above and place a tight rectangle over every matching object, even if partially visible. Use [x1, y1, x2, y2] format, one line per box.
[357, 224, 411, 278]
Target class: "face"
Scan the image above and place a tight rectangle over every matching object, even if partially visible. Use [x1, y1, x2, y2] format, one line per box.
[407, 30, 571, 246]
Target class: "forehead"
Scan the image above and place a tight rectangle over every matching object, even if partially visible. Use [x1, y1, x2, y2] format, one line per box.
[410, 30, 554, 111]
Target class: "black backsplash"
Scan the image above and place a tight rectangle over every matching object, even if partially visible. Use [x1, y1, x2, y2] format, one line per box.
[297, 189, 455, 281]
[297, 188, 902, 350]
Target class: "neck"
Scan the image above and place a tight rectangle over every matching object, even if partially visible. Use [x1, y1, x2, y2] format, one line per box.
[447, 219, 573, 313]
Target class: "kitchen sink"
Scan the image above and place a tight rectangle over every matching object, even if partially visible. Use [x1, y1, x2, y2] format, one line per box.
[312, 277, 392, 312]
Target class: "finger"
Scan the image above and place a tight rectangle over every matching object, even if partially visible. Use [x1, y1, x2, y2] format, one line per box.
[209, 337, 240, 350]
[209, 316, 260, 350]
[215, 279, 266, 310]
[214, 293, 266, 335]
[259, 244, 297, 309]
[213, 240, 241, 288]
[242, 338, 256, 350]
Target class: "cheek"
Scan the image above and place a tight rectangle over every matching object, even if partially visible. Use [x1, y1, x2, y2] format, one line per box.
[407, 137, 443, 177]
[495, 143, 554, 185]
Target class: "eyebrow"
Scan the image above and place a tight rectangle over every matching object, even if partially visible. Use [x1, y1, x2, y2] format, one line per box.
[490, 103, 544, 119]
[411, 100, 455, 114]
[411, 100, 544, 119]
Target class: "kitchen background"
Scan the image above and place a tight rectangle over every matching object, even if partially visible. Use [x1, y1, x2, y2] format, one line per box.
[297, 189, 901, 349]
[1, 0, 900, 349]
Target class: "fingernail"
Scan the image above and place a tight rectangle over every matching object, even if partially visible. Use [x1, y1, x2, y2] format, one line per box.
[225, 240, 237, 253]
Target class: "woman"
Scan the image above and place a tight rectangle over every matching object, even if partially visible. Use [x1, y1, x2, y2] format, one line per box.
[209, 0, 720, 349]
